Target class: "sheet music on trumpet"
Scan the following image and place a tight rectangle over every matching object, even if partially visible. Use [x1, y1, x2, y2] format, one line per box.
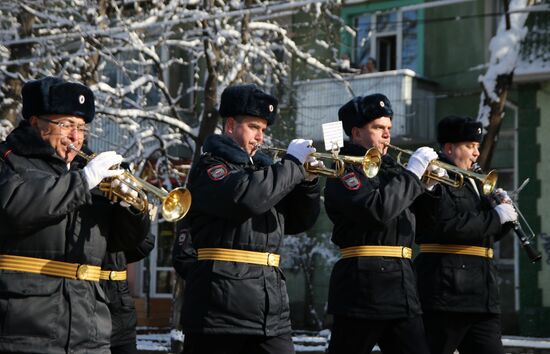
[322, 121, 344, 152]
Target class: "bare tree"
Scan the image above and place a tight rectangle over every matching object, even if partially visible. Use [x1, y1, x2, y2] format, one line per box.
[0, 6, 35, 126]
[0, 0, 346, 161]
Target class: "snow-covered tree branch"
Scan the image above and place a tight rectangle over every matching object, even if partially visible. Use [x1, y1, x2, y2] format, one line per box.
[0, 0, 344, 165]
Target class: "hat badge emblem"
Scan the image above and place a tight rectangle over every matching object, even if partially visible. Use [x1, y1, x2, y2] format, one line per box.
[79, 95, 85, 104]
[268, 104, 274, 112]
[380, 101, 385, 107]
[477, 128, 481, 134]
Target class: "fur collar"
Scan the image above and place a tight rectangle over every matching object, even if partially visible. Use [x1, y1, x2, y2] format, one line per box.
[203, 134, 272, 167]
[5, 120, 58, 158]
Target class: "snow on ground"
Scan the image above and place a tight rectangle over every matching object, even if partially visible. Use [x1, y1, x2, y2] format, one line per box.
[502, 336, 550, 349]
[137, 327, 550, 353]
[137, 332, 171, 352]
[135, 329, 373, 353]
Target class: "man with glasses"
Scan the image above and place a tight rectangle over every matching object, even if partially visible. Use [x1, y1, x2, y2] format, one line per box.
[0, 76, 151, 353]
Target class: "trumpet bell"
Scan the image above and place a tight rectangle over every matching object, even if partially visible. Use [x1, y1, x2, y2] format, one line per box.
[363, 148, 382, 178]
[482, 170, 498, 195]
[68, 144, 193, 222]
[162, 187, 192, 222]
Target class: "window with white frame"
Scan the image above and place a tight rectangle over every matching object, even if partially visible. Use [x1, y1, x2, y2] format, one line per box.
[354, 9, 419, 72]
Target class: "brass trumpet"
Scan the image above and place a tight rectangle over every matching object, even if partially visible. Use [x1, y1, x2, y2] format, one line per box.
[260, 146, 382, 178]
[385, 143, 498, 195]
[69, 145, 191, 222]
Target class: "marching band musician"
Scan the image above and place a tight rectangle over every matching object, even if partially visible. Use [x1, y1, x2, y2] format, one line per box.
[0, 76, 151, 353]
[324, 93, 435, 354]
[179, 84, 322, 354]
[412, 115, 518, 354]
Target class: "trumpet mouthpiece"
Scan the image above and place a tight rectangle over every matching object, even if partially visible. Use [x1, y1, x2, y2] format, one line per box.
[253, 144, 265, 153]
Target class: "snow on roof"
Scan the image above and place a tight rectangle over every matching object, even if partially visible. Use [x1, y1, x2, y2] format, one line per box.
[514, 57, 550, 82]
[515, 5, 550, 82]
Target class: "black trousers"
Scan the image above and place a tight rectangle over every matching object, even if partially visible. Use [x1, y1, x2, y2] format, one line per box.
[423, 311, 504, 354]
[327, 315, 430, 354]
[182, 333, 295, 354]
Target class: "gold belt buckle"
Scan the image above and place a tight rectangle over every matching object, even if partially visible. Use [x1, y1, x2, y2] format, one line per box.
[109, 271, 118, 280]
[487, 248, 494, 258]
[266, 253, 277, 266]
[402, 247, 412, 258]
[76, 264, 90, 280]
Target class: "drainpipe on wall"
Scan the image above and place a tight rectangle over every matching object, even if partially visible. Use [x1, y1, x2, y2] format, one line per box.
[506, 99, 520, 312]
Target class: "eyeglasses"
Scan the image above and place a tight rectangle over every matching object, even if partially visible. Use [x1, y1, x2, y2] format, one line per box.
[37, 117, 89, 135]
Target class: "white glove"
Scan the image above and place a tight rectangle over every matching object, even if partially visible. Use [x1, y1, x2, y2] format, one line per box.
[304, 155, 324, 181]
[111, 178, 139, 208]
[422, 164, 447, 191]
[287, 139, 315, 164]
[83, 151, 124, 190]
[493, 187, 512, 204]
[494, 203, 518, 224]
[405, 147, 438, 180]
[428, 165, 447, 178]
[425, 165, 447, 191]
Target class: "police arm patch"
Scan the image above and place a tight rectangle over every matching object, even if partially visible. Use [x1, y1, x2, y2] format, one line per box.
[341, 172, 361, 190]
[207, 164, 228, 181]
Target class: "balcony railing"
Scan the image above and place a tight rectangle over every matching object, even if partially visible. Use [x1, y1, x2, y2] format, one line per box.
[293, 69, 436, 145]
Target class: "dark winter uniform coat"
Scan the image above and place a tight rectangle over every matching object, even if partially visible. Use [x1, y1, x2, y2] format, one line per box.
[412, 155, 512, 314]
[324, 142, 425, 320]
[181, 134, 321, 336]
[172, 218, 196, 280]
[101, 232, 155, 348]
[0, 121, 150, 354]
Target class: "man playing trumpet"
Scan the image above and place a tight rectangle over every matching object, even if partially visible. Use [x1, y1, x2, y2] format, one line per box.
[178, 84, 321, 354]
[324, 93, 436, 354]
[0, 76, 151, 353]
[413, 115, 518, 354]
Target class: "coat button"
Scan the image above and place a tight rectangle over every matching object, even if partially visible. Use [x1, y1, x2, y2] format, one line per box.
[461, 264, 466, 269]
[380, 267, 385, 271]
